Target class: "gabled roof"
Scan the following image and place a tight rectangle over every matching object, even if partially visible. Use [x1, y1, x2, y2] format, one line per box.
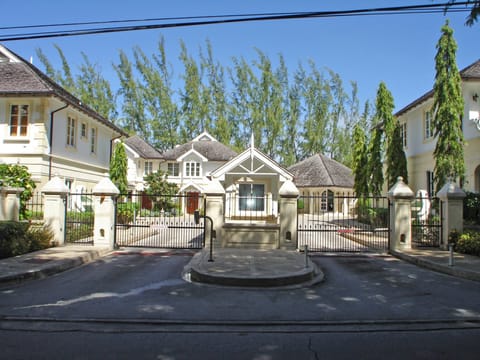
[395, 59, 480, 117]
[211, 145, 293, 182]
[124, 135, 163, 159]
[0, 44, 126, 136]
[161, 132, 237, 161]
[288, 154, 354, 188]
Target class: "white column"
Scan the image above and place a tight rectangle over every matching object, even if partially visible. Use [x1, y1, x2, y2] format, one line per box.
[437, 181, 466, 250]
[93, 175, 119, 249]
[203, 179, 225, 247]
[387, 177, 415, 252]
[42, 176, 69, 245]
[279, 180, 300, 250]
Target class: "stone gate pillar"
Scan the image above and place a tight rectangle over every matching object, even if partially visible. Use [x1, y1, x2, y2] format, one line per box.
[279, 180, 299, 250]
[203, 179, 225, 248]
[42, 176, 69, 245]
[437, 181, 466, 250]
[0, 186, 24, 221]
[93, 175, 119, 249]
[387, 177, 415, 252]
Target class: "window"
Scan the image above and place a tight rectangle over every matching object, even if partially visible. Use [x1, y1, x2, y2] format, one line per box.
[144, 161, 153, 175]
[9, 104, 29, 136]
[80, 122, 88, 139]
[400, 122, 407, 148]
[66, 116, 77, 147]
[321, 190, 334, 212]
[167, 162, 179, 176]
[90, 128, 97, 154]
[239, 184, 265, 211]
[424, 110, 434, 140]
[185, 161, 201, 177]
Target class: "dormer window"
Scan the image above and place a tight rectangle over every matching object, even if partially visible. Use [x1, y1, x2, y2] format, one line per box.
[185, 161, 201, 177]
[9, 104, 29, 137]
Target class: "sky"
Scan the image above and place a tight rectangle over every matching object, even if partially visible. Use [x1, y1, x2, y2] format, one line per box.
[1, 0, 478, 112]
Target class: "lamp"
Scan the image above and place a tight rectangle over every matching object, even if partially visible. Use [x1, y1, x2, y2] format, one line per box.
[473, 93, 478, 102]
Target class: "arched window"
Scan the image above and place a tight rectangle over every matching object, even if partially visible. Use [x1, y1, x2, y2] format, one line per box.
[475, 165, 480, 193]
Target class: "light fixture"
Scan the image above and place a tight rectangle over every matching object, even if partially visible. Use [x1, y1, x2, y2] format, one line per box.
[473, 93, 478, 102]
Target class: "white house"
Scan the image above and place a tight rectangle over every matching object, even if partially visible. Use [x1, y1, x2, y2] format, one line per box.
[395, 59, 480, 195]
[159, 131, 237, 213]
[0, 44, 126, 193]
[122, 135, 164, 192]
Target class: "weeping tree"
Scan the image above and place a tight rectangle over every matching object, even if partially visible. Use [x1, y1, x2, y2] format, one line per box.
[432, 20, 465, 192]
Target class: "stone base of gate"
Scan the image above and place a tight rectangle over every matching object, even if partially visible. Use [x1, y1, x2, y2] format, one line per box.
[186, 248, 324, 287]
[221, 223, 280, 249]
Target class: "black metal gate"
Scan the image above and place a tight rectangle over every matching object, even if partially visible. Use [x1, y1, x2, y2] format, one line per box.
[115, 193, 205, 249]
[297, 194, 390, 253]
[64, 192, 94, 245]
[411, 195, 442, 248]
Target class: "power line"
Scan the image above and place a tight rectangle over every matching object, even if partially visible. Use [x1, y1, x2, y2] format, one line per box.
[0, 2, 473, 42]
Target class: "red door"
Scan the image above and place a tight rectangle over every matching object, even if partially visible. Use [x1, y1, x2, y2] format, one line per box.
[186, 192, 199, 214]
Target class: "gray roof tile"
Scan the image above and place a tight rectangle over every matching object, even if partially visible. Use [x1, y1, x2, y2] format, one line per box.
[288, 154, 354, 188]
[124, 135, 163, 159]
[162, 139, 237, 161]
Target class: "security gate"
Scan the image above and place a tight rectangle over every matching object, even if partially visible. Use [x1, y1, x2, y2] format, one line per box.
[297, 194, 390, 253]
[411, 195, 442, 248]
[65, 192, 94, 245]
[115, 193, 205, 249]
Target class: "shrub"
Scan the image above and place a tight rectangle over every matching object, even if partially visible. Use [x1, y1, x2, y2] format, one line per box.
[0, 221, 53, 259]
[451, 230, 480, 257]
[27, 224, 55, 251]
[117, 202, 139, 224]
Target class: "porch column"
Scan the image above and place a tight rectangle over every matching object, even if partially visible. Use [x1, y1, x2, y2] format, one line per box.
[279, 180, 300, 250]
[0, 187, 24, 221]
[387, 177, 415, 252]
[204, 180, 225, 248]
[437, 181, 466, 250]
[93, 175, 119, 249]
[42, 176, 69, 245]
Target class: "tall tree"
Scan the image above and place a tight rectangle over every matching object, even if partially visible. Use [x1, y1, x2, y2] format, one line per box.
[114, 50, 146, 136]
[301, 60, 331, 158]
[432, 20, 465, 192]
[36, 45, 74, 92]
[326, 69, 347, 161]
[352, 123, 369, 197]
[375, 82, 396, 188]
[229, 56, 260, 151]
[76, 52, 117, 121]
[109, 141, 128, 194]
[133, 40, 179, 151]
[200, 40, 231, 144]
[367, 126, 384, 196]
[179, 41, 204, 142]
[386, 121, 408, 187]
[281, 65, 304, 166]
[255, 49, 283, 158]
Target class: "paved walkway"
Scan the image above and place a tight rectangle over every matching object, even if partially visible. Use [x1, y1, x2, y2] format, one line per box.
[1, 244, 479, 287]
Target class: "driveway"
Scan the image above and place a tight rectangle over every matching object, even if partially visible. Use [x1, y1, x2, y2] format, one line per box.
[1, 251, 479, 323]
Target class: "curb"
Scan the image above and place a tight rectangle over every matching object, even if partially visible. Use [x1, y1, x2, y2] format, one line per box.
[390, 250, 480, 282]
[0, 248, 111, 287]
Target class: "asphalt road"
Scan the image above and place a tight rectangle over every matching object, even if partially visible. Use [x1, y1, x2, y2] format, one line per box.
[1, 251, 479, 359]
